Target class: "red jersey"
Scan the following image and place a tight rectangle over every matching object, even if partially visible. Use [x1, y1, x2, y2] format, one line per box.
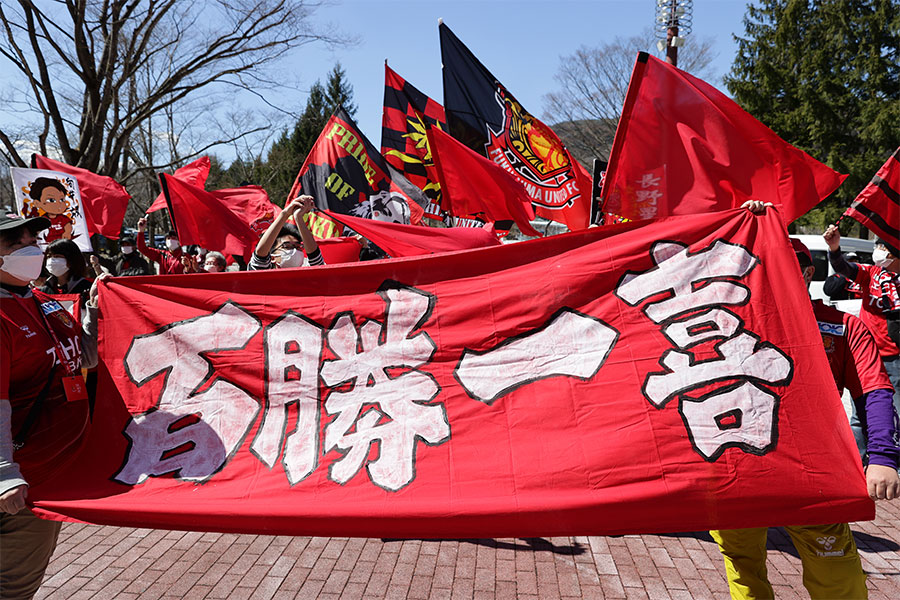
[136, 234, 184, 274]
[852, 264, 900, 358]
[44, 213, 73, 243]
[813, 300, 892, 398]
[0, 288, 90, 486]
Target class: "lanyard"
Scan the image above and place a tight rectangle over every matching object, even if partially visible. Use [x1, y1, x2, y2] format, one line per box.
[21, 294, 78, 378]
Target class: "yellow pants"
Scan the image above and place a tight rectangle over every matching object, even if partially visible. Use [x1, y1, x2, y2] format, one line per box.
[711, 524, 867, 599]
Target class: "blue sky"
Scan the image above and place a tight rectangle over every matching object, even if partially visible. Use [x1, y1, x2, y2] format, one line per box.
[283, 0, 751, 141]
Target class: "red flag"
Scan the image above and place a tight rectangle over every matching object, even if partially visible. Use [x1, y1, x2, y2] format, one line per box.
[158, 174, 259, 258]
[601, 53, 847, 224]
[207, 186, 278, 237]
[32, 155, 130, 240]
[147, 157, 212, 213]
[317, 237, 362, 264]
[426, 127, 540, 237]
[323, 210, 501, 258]
[843, 147, 900, 257]
[27, 209, 871, 537]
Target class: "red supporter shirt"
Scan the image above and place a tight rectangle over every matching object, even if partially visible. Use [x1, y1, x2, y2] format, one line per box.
[45, 213, 72, 243]
[136, 234, 184, 274]
[813, 300, 892, 397]
[0, 289, 90, 486]
[852, 264, 900, 358]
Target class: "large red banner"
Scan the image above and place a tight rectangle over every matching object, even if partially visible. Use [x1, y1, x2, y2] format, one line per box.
[29, 209, 872, 537]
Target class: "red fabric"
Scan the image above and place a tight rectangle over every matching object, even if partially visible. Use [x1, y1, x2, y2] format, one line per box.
[851, 264, 900, 357]
[601, 54, 847, 224]
[32, 155, 130, 240]
[27, 209, 873, 537]
[1, 290, 90, 487]
[316, 237, 362, 264]
[427, 127, 540, 237]
[843, 147, 900, 257]
[323, 210, 501, 258]
[159, 174, 260, 259]
[147, 157, 212, 214]
[207, 186, 278, 236]
[812, 300, 892, 398]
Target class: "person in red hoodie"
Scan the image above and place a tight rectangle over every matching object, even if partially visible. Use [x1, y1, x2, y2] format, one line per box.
[135, 216, 184, 274]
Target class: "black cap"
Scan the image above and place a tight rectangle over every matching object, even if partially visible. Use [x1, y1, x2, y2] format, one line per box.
[0, 213, 50, 233]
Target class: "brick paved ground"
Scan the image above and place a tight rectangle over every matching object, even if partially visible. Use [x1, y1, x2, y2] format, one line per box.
[31, 500, 900, 599]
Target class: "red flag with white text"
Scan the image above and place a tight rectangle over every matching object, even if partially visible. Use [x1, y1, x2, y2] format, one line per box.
[601, 53, 846, 223]
[26, 209, 872, 537]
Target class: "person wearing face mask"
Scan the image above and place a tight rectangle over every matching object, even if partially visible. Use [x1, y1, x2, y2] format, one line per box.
[825, 225, 900, 426]
[202, 251, 227, 273]
[38, 239, 92, 303]
[0, 213, 103, 599]
[135, 217, 184, 274]
[113, 235, 152, 277]
[249, 195, 324, 270]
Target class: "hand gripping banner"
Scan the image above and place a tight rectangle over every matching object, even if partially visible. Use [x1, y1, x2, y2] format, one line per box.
[27, 209, 873, 538]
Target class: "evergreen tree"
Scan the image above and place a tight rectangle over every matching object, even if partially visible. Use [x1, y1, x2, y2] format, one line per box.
[726, 0, 900, 232]
[265, 64, 357, 203]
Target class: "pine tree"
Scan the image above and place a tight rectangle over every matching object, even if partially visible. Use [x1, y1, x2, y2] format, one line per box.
[725, 0, 900, 232]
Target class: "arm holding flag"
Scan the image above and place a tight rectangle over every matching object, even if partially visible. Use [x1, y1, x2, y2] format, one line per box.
[824, 225, 860, 281]
[291, 198, 323, 266]
[135, 217, 163, 266]
[251, 196, 324, 270]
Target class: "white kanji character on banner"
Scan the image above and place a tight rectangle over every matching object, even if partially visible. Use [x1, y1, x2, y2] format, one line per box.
[616, 240, 759, 323]
[254, 312, 324, 485]
[115, 303, 261, 484]
[638, 173, 661, 188]
[680, 381, 779, 460]
[320, 285, 450, 492]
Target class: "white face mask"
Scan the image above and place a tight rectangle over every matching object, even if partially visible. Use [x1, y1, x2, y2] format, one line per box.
[873, 247, 893, 268]
[166, 239, 180, 252]
[277, 248, 305, 268]
[204, 261, 222, 272]
[0, 245, 45, 282]
[46, 257, 69, 277]
[121, 245, 134, 255]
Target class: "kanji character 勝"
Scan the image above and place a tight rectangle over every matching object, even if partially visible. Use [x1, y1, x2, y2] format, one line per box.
[320, 285, 450, 492]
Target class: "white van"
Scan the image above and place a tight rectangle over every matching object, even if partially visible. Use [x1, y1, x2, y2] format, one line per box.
[790, 234, 874, 312]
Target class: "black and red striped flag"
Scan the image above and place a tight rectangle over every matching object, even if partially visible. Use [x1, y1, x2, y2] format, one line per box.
[439, 22, 592, 231]
[843, 147, 900, 257]
[381, 64, 446, 221]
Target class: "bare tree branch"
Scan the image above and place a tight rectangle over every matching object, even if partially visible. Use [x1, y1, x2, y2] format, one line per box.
[543, 29, 717, 164]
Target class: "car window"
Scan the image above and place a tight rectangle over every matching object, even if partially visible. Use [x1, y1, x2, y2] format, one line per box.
[811, 250, 828, 281]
